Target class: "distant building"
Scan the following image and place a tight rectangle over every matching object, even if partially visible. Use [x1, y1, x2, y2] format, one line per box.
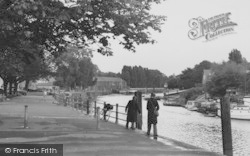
[202, 69, 213, 85]
[18, 78, 56, 90]
[202, 69, 213, 99]
[35, 78, 56, 90]
[91, 77, 128, 93]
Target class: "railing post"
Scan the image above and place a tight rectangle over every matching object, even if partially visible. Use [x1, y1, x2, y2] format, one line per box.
[94, 101, 97, 118]
[77, 97, 80, 110]
[96, 107, 100, 130]
[80, 97, 83, 113]
[103, 102, 106, 121]
[24, 105, 28, 129]
[87, 99, 90, 115]
[136, 92, 142, 130]
[115, 104, 118, 124]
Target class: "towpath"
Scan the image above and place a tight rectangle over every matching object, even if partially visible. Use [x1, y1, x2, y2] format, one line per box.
[0, 94, 222, 156]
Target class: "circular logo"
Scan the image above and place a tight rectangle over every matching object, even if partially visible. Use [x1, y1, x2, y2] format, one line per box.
[5, 148, 11, 153]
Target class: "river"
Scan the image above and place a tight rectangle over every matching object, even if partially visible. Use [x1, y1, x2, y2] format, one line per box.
[96, 94, 250, 156]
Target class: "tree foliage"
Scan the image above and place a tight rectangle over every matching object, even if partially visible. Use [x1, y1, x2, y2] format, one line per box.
[53, 47, 97, 90]
[228, 49, 243, 64]
[0, 0, 166, 94]
[0, 47, 51, 94]
[167, 60, 212, 89]
[121, 65, 167, 88]
[0, 0, 166, 56]
[206, 50, 250, 97]
[206, 62, 246, 97]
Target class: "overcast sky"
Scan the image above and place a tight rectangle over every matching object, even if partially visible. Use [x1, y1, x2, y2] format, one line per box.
[93, 0, 250, 76]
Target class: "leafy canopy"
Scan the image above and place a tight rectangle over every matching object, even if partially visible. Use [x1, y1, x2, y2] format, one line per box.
[0, 0, 166, 57]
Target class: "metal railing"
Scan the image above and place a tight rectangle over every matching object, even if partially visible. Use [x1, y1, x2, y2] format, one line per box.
[94, 101, 128, 124]
[54, 93, 92, 115]
[54, 93, 128, 124]
[54, 93, 135, 129]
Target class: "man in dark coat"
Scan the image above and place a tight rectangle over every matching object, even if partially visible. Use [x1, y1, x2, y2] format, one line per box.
[147, 93, 159, 138]
[125, 96, 141, 130]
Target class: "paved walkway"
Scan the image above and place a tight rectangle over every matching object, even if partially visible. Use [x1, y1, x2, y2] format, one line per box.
[0, 95, 223, 156]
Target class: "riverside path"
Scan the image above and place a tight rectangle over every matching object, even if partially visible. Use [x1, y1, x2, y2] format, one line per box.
[0, 94, 222, 156]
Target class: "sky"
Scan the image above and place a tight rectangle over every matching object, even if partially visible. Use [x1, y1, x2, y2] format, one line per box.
[92, 0, 250, 76]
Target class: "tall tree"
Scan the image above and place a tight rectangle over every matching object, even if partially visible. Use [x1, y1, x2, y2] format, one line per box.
[177, 60, 213, 89]
[0, 0, 166, 93]
[0, 0, 166, 57]
[229, 49, 243, 64]
[206, 62, 246, 97]
[167, 75, 179, 89]
[54, 47, 97, 90]
[121, 65, 167, 88]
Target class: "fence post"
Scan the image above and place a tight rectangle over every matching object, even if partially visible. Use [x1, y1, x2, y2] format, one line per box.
[115, 104, 118, 124]
[77, 97, 79, 110]
[24, 105, 28, 129]
[87, 99, 90, 115]
[103, 102, 106, 121]
[96, 107, 100, 130]
[136, 92, 142, 130]
[221, 94, 233, 156]
[94, 101, 97, 118]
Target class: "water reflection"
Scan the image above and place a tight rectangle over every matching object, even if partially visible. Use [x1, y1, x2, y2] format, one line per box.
[97, 94, 250, 156]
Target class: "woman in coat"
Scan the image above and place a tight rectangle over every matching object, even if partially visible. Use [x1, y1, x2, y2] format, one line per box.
[147, 93, 159, 138]
[125, 96, 141, 130]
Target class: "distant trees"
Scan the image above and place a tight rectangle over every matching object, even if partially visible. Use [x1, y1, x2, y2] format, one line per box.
[121, 66, 167, 88]
[97, 72, 120, 78]
[206, 62, 246, 97]
[206, 50, 250, 97]
[229, 49, 243, 64]
[166, 50, 250, 99]
[167, 60, 212, 89]
[53, 47, 97, 90]
[166, 75, 179, 89]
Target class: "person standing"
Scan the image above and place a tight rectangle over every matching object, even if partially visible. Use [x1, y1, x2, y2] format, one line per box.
[147, 93, 159, 139]
[125, 96, 141, 130]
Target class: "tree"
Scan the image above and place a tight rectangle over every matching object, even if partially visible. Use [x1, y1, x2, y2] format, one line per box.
[167, 75, 179, 89]
[206, 62, 246, 97]
[177, 60, 212, 89]
[54, 47, 97, 90]
[192, 60, 212, 84]
[97, 71, 119, 77]
[121, 65, 167, 88]
[0, 0, 166, 93]
[229, 49, 243, 64]
[0, 0, 166, 57]
[179, 68, 195, 89]
[121, 66, 132, 86]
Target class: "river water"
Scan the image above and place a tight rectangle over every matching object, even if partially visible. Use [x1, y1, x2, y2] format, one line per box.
[96, 94, 250, 156]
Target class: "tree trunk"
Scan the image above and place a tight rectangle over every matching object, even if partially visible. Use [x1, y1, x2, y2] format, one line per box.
[24, 79, 30, 91]
[9, 81, 13, 95]
[3, 79, 8, 96]
[14, 80, 18, 94]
